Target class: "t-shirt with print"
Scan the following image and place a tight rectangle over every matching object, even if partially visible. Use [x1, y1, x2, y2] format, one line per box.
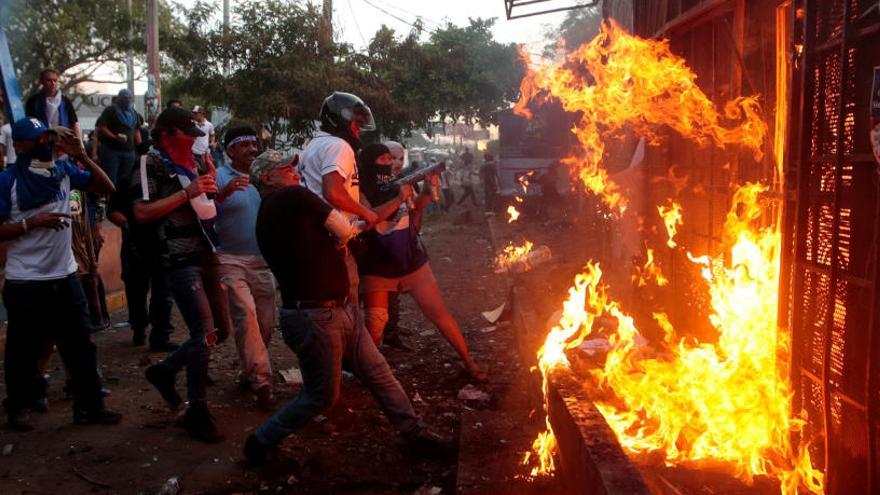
[299, 131, 358, 219]
[215, 164, 262, 256]
[0, 160, 92, 280]
[192, 120, 215, 156]
[97, 106, 144, 152]
[256, 186, 347, 305]
[131, 150, 214, 268]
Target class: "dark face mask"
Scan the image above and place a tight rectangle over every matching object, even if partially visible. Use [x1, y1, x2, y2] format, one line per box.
[33, 143, 54, 162]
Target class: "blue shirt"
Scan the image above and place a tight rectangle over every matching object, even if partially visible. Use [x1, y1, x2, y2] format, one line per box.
[215, 164, 262, 256]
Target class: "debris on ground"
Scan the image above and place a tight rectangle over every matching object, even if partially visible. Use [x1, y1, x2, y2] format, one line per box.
[457, 384, 490, 404]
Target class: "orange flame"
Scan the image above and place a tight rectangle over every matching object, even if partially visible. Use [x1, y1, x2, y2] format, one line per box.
[515, 21, 768, 213]
[516, 20, 822, 495]
[632, 247, 668, 287]
[658, 201, 683, 248]
[495, 240, 533, 272]
[508, 205, 521, 223]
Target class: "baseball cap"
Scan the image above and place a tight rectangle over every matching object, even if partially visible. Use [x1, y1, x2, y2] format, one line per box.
[12, 117, 55, 142]
[154, 107, 205, 137]
[192, 105, 205, 114]
[250, 149, 298, 188]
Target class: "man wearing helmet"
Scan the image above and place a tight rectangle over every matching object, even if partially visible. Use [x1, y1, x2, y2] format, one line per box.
[299, 92, 412, 304]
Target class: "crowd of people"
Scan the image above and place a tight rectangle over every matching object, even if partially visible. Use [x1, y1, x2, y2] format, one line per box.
[0, 70, 491, 466]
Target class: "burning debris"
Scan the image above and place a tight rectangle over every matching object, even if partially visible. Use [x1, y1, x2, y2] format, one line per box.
[514, 20, 823, 495]
[507, 205, 521, 223]
[494, 241, 552, 274]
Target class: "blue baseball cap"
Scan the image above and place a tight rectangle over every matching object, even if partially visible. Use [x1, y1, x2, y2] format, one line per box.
[12, 117, 55, 142]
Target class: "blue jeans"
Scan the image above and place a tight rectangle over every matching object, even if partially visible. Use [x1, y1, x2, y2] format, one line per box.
[3, 274, 104, 414]
[255, 304, 422, 446]
[99, 147, 136, 185]
[158, 261, 229, 404]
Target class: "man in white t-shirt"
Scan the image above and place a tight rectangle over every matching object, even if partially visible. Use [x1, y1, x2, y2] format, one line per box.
[0, 122, 16, 170]
[191, 105, 216, 170]
[0, 118, 118, 431]
[299, 92, 411, 303]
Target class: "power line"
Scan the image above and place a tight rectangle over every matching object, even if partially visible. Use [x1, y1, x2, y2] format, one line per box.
[359, 0, 437, 34]
[345, 0, 369, 47]
[371, 0, 445, 29]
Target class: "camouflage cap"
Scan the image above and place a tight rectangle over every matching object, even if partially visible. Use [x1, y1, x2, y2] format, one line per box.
[250, 149, 297, 188]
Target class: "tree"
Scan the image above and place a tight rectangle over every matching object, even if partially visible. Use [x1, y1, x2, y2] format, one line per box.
[542, 6, 602, 57]
[5, 0, 180, 96]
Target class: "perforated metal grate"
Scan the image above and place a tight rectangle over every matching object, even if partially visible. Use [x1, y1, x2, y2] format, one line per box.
[787, 0, 880, 493]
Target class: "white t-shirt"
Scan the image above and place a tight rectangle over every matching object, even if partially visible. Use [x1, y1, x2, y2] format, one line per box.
[1, 124, 16, 165]
[4, 175, 80, 280]
[192, 120, 215, 155]
[299, 131, 358, 218]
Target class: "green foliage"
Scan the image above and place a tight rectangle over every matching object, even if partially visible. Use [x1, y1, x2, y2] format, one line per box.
[5, 0, 179, 95]
[542, 6, 602, 57]
[164, 1, 525, 144]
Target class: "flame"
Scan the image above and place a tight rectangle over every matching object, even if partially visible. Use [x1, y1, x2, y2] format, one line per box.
[658, 201, 683, 248]
[516, 20, 822, 495]
[495, 240, 533, 272]
[525, 185, 824, 493]
[508, 205, 521, 223]
[632, 247, 668, 287]
[515, 21, 767, 213]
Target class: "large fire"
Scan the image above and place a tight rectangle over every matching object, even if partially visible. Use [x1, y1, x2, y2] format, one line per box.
[516, 21, 824, 495]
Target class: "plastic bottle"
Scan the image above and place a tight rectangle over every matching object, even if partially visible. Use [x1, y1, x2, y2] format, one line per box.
[157, 476, 180, 495]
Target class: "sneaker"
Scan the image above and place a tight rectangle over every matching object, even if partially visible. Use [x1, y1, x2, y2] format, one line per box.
[243, 434, 277, 465]
[181, 403, 224, 444]
[254, 386, 277, 412]
[74, 407, 123, 425]
[149, 341, 180, 352]
[7, 410, 34, 432]
[405, 428, 457, 458]
[145, 364, 182, 409]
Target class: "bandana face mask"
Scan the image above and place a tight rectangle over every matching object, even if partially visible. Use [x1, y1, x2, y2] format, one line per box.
[27, 142, 56, 177]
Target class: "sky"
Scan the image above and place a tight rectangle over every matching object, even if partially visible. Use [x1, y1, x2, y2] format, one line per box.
[96, 0, 571, 94]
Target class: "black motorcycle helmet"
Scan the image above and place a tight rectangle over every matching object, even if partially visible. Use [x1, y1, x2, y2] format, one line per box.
[319, 92, 376, 133]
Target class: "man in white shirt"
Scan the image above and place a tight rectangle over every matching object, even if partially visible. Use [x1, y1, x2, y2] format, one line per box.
[0, 122, 16, 170]
[191, 105, 216, 171]
[0, 118, 118, 431]
[299, 92, 411, 303]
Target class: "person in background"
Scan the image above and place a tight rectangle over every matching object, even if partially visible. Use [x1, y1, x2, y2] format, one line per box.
[0, 118, 16, 171]
[479, 152, 498, 212]
[25, 68, 80, 137]
[166, 99, 184, 110]
[456, 160, 478, 207]
[378, 141, 411, 350]
[214, 127, 279, 411]
[0, 118, 118, 431]
[95, 89, 143, 184]
[358, 144, 487, 383]
[191, 106, 216, 172]
[107, 132, 177, 351]
[134, 107, 228, 443]
[242, 150, 453, 465]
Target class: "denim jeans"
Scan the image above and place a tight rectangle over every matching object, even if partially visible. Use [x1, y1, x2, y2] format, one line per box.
[99, 147, 136, 185]
[255, 304, 422, 446]
[3, 274, 104, 414]
[158, 260, 229, 404]
[218, 254, 276, 390]
[121, 229, 174, 344]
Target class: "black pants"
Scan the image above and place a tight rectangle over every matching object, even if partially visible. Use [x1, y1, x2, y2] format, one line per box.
[457, 186, 478, 206]
[3, 274, 104, 414]
[121, 233, 174, 345]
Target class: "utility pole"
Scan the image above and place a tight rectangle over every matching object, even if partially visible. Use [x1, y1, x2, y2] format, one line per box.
[320, 0, 332, 57]
[126, 0, 135, 95]
[145, 0, 160, 123]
